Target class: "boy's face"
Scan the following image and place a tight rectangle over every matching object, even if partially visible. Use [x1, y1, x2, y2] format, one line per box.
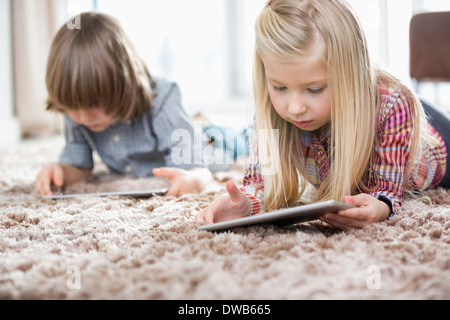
[261, 51, 331, 132]
[67, 107, 117, 132]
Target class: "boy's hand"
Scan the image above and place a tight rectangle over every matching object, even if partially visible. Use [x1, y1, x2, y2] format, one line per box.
[319, 194, 391, 230]
[34, 164, 91, 196]
[152, 167, 213, 197]
[195, 180, 251, 225]
[34, 163, 65, 196]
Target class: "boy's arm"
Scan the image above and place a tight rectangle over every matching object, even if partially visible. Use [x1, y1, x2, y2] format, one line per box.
[152, 166, 213, 196]
[149, 79, 208, 171]
[35, 163, 92, 195]
[60, 164, 92, 186]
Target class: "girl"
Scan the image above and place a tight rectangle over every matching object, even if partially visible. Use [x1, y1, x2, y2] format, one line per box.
[34, 12, 213, 197]
[196, 0, 449, 230]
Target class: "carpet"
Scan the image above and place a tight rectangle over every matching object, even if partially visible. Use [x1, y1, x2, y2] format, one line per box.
[0, 135, 449, 300]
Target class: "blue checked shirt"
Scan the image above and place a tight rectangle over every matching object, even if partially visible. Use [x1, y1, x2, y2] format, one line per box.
[59, 77, 203, 176]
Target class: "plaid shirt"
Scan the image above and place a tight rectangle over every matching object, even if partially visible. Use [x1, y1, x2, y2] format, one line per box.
[59, 77, 202, 176]
[242, 86, 447, 216]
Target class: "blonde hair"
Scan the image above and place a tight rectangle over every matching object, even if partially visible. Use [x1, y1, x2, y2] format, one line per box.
[46, 12, 155, 121]
[254, 0, 429, 210]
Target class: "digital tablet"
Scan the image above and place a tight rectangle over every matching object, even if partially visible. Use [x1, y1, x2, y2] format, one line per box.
[198, 200, 355, 232]
[45, 188, 169, 200]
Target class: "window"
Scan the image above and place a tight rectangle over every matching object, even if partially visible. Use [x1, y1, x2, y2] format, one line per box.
[66, 0, 265, 121]
[97, 0, 233, 117]
[65, 0, 450, 114]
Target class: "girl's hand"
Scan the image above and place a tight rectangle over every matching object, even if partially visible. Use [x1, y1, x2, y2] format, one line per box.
[153, 167, 213, 197]
[195, 180, 251, 224]
[320, 194, 391, 230]
[34, 163, 65, 196]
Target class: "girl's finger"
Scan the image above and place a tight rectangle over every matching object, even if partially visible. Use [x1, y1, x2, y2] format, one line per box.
[195, 209, 206, 224]
[226, 180, 244, 202]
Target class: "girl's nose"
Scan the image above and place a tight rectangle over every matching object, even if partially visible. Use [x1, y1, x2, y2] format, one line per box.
[288, 93, 307, 115]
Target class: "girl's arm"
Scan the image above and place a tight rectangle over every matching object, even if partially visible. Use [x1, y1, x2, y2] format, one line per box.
[321, 90, 416, 229]
[240, 126, 265, 215]
[240, 162, 265, 215]
[320, 194, 391, 230]
[196, 137, 265, 224]
[195, 180, 252, 224]
[194, 169, 263, 225]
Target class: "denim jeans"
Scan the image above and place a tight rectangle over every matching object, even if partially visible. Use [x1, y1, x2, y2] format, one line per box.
[203, 125, 250, 160]
[421, 99, 450, 188]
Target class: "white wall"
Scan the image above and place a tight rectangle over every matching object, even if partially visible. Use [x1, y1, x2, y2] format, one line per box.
[2, 0, 449, 142]
[0, 0, 20, 146]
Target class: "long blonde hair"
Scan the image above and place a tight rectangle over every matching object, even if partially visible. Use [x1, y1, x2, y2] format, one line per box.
[253, 0, 428, 210]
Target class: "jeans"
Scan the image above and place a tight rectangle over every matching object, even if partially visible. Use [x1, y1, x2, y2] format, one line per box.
[421, 99, 450, 188]
[203, 125, 250, 160]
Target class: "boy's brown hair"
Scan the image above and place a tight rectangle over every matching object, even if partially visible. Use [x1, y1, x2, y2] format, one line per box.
[46, 12, 155, 121]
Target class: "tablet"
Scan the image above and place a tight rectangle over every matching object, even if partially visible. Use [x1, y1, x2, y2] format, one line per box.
[45, 188, 169, 200]
[198, 200, 355, 232]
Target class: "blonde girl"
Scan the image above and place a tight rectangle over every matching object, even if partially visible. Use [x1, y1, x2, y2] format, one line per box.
[196, 0, 449, 230]
[35, 12, 213, 197]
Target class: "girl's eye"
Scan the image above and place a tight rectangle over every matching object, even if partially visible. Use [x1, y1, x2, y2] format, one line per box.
[308, 88, 325, 94]
[272, 86, 287, 92]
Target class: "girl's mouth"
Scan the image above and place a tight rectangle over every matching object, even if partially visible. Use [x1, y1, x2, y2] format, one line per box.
[292, 120, 313, 129]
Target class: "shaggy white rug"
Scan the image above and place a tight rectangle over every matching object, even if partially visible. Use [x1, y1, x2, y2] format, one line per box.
[0, 135, 449, 300]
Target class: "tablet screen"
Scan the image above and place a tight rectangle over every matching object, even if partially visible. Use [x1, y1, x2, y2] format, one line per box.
[198, 200, 355, 231]
[45, 188, 168, 200]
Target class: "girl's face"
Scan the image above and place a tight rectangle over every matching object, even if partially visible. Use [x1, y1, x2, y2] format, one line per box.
[67, 107, 117, 132]
[262, 53, 331, 131]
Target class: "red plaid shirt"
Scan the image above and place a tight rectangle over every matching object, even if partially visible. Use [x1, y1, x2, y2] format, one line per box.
[242, 86, 447, 216]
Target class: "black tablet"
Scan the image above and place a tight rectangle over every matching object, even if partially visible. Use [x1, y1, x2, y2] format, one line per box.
[198, 200, 355, 231]
[45, 188, 169, 200]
